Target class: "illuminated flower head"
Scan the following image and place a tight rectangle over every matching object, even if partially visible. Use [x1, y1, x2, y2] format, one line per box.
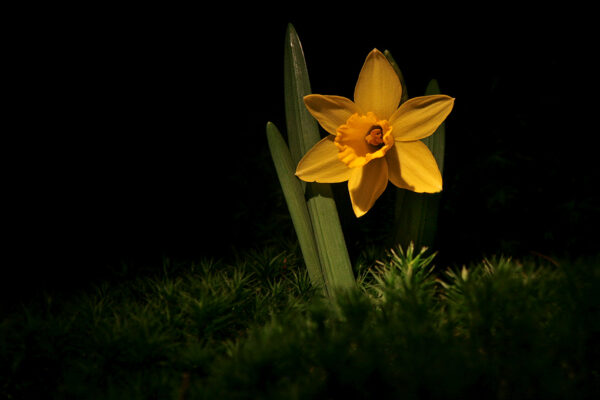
[296, 49, 454, 217]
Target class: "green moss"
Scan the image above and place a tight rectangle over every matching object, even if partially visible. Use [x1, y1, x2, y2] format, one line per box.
[1, 248, 598, 399]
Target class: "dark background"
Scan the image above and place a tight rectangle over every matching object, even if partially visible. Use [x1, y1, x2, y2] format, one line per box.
[5, 6, 596, 299]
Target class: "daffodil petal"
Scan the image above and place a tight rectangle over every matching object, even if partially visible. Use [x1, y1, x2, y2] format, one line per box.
[348, 157, 389, 217]
[389, 95, 455, 141]
[386, 141, 442, 192]
[303, 94, 362, 135]
[354, 49, 402, 120]
[295, 135, 352, 183]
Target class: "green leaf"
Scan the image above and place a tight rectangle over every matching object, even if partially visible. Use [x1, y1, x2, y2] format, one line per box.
[393, 79, 446, 250]
[266, 122, 325, 292]
[384, 49, 409, 104]
[421, 79, 446, 174]
[394, 190, 441, 251]
[284, 23, 320, 165]
[306, 183, 356, 293]
[283, 24, 355, 294]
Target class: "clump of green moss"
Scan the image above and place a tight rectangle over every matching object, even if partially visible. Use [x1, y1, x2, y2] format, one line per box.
[1, 246, 598, 399]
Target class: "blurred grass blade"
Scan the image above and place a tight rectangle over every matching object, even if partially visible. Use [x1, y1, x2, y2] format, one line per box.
[266, 122, 325, 292]
[384, 50, 409, 104]
[284, 23, 355, 293]
[393, 79, 446, 250]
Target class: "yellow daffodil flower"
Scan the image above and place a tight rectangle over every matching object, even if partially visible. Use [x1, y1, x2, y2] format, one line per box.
[295, 49, 455, 217]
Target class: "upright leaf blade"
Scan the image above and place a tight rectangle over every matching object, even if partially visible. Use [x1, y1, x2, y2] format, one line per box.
[266, 122, 326, 293]
[384, 49, 409, 104]
[284, 23, 319, 165]
[283, 24, 355, 293]
[306, 183, 356, 292]
[421, 79, 446, 174]
[393, 78, 446, 250]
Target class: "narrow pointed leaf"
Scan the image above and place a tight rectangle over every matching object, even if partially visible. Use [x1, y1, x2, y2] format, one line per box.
[421, 79, 446, 173]
[284, 24, 355, 293]
[394, 190, 441, 250]
[284, 23, 319, 165]
[266, 122, 325, 292]
[393, 79, 446, 250]
[306, 183, 356, 292]
[384, 49, 409, 104]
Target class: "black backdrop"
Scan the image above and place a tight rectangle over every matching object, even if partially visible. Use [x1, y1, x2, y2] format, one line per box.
[6, 6, 596, 298]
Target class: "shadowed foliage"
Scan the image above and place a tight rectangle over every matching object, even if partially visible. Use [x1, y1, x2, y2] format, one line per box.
[2, 246, 598, 399]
